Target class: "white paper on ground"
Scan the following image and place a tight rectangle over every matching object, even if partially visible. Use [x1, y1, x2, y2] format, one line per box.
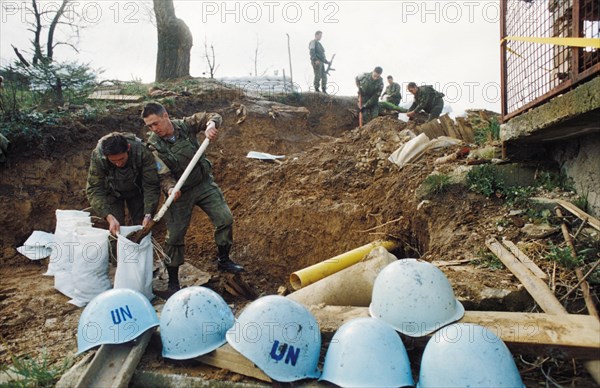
[246, 151, 285, 160]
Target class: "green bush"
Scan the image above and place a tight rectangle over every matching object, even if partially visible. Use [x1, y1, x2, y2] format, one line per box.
[466, 164, 506, 197]
[423, 173, 451, 195]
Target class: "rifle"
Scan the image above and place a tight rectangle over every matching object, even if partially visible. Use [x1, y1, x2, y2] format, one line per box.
[325, 54, 336, 75]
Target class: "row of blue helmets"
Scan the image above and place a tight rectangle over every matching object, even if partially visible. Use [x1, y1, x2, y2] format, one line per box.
[76, 259, 524, 386]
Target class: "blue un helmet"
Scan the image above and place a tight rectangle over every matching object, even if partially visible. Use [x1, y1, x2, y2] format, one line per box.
[160, 286, 235, 359]
[320, 317, 414, 387]
[226, 295, 321, 382]
[418, 323, 524, 387]
[369, 259, 464, 337]
[77, 288, 159, 354]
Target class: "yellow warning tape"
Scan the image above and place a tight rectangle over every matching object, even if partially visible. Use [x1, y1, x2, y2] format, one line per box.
[502, 36, 600, 49]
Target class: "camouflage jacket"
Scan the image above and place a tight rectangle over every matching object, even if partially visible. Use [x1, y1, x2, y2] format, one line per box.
[409, 85, 444, 113]
[309, 39, 328, 63]
[356, 73, 384, 109]
[147, 112, 222, 193]
[383, 82, 402, 100]
[86, 133, 160, 219]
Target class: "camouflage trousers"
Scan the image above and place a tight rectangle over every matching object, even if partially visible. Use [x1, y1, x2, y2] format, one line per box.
[362, 104, 379, 124]
[164, 180, 233, 268]
[106, 195, 145, 225]
[427, 98, 445, 121]
[312, 61, 327, 92]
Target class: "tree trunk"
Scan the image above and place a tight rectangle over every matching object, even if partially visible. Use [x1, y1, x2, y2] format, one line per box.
[46, 0, 69, 62]
[153, 0, 193, 82]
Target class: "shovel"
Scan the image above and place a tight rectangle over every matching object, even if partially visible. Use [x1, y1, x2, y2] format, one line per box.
[127, 138, 210, 244]
[358, 93, 363, 128]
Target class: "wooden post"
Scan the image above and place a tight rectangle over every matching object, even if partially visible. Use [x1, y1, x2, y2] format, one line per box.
[555, 208, 599, 319]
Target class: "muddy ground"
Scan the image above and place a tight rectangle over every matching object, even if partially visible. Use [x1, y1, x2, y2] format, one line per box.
[0, 82, 597, 386]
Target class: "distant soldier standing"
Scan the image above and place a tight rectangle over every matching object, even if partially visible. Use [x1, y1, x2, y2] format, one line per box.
[406, 82, 445, 121]
[381, 76, 402, 105]
[356, 66, 384, 124]
[309, 30, 329, 93]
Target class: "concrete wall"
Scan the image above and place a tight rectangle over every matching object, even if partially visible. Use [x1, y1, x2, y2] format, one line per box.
[548, 132, 600, 217]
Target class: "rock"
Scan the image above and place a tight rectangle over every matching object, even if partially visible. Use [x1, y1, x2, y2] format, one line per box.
[521, 223, 559, 238]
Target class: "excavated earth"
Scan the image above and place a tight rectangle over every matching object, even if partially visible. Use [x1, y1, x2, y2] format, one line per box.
[0, 83, 596, 386]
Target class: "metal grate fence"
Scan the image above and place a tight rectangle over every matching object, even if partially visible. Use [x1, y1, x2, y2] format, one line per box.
[501, 0, 600, 121]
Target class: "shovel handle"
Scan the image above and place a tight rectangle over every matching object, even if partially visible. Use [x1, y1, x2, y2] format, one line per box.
[153, 138, 210, 222]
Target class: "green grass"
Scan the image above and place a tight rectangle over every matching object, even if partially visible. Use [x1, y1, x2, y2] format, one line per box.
[466, 164, 505, 197]
[471, 248, 504, 270]
[423, 173, 451, 195]
[474, 117, 500, 145]
[0, 350, 71, 387]
[545, 243, 582, 269]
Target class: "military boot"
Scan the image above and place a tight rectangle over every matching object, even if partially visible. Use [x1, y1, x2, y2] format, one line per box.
[217, 246, 244, 273]
[155, 266, 180, 300]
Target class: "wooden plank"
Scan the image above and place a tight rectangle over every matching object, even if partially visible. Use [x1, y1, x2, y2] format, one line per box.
[75, 329, 153, 388]
[486, 238, 567, 315]
[87, 93, 143, 102]
[556, 198, 600, 231]
[488, 236, 600, 383]
[502, 239, 548, 279]
[308, 305, 600, 359]
[196, 343, 272, 383]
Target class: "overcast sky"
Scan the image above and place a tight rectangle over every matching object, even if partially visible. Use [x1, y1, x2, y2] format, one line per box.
[1, 0, 502, 113]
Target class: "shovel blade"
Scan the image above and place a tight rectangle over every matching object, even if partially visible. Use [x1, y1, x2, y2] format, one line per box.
[126, 221, 155, 244]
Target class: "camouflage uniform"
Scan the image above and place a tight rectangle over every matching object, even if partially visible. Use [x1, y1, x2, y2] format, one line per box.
[146, 113, 233, 268]
[309, 39, 328, 92]
[382, 82, 402, 105]
[409, 85, 445, 121]
[0, 133, 10, 163]
[86, 133, 160, 225]
[356, 72, 384, 123]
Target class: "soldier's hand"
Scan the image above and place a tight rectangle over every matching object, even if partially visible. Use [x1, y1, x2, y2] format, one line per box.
[407, 111, 415, 118]
[106, 214, 120, 236]
[168, 188, 181, 202]
[142, 214, 152, 228]
[314, 59, 321, 66]
[205, 121, 218, 141]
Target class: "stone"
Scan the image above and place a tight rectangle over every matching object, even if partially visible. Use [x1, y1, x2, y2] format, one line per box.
[521, 223, 559, 239]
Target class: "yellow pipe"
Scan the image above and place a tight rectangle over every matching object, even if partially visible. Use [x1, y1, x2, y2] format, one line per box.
[289, 240, 397, 290]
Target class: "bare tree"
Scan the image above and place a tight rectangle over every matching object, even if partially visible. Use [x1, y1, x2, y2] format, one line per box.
[252, 36, 269, 77]
[12, 0, 84, 66]
[203, 37, 219, 79]
[153, 0, 193, 82]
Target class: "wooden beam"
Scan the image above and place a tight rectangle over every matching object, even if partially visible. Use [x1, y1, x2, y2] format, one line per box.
[74, 329, 154, 388]
[196, 343, 271, 383]
[502, 239, 548, 279]
[556, 208, 600, 320]
[487, 237, 600, 383]
[308, 305, 600, 359]
[87, 93, 144, 102]
[556, 198, 600, 231]
[487, 238, 567, 314]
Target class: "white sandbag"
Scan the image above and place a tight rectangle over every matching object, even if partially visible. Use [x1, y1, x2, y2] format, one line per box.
[114, 225, 154, 300]
[69, 227, 111, 307]
[16, 231, 55, 260]
[46, 210, 91, 276]
[388, 133, 431, 169]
